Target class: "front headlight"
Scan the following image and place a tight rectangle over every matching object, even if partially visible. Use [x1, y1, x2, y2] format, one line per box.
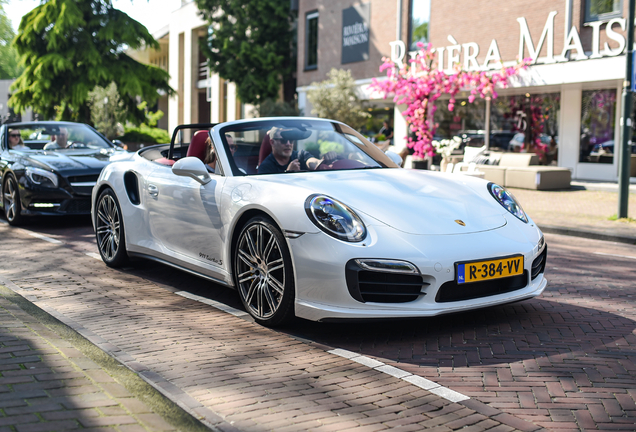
[488, 183, 528, 223]
[25, 167, 59, 188]
[305, 194, 366, 242]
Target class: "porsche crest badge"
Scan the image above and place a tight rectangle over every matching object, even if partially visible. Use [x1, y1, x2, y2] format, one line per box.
[455, 219, 466, 226]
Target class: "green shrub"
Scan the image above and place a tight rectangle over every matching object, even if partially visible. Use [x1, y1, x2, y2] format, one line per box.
[119, 124, 170, 145]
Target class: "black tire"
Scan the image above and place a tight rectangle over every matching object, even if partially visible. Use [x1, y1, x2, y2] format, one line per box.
[95, 188, 129, 267]
[234, 216, 295, 326]
[3, 175, 24, 226]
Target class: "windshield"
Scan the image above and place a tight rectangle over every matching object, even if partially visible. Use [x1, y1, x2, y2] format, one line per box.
[218, 119, 399, 176]
[7, 123, 112, 151]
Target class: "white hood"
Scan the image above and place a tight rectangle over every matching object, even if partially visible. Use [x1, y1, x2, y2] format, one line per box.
[259, 169, 507, 235]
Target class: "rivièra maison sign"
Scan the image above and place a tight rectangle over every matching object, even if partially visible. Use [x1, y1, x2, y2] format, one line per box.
[390, 11, 628, 72]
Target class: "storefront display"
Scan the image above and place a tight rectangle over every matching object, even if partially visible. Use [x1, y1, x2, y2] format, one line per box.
[579, 89, 616, 164]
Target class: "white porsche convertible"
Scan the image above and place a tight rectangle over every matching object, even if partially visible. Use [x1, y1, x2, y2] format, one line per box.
[92, 118, 547, 326]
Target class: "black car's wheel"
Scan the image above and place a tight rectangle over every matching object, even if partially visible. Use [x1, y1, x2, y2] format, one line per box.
[95, 188, 128, 267]
[234, 216, 295, 326]
[3, 175, 23, 226]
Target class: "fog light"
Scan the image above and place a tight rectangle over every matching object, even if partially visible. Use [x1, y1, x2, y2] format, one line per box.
[30, 203, 61, 208]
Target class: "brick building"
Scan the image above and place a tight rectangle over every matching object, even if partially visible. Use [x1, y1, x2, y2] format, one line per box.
[296, 0, 633, 181]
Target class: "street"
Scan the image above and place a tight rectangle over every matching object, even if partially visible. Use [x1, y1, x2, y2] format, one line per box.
[1, 215, 635, 431]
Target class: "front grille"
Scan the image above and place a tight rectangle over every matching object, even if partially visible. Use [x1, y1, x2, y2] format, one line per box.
[531, 246, 547, 280]
[436, 272, 528, 303]
[345, 260, 428, 303]
[68, 174, 99, 196]
[62, 199, 91, 214]
[68, 174, 100, 183]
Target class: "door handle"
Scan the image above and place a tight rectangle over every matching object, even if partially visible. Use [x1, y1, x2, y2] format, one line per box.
[147, 184, 159, 197]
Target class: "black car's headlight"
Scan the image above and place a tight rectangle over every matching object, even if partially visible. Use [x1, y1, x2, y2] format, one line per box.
[305, 194, 367, 242]
[25, 167, 59, 188]
[488, 183, 528, 223]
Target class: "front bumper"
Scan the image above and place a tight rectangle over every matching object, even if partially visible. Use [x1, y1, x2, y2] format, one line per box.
[18, 181, 92, 216]
[288, 217, 547, 322]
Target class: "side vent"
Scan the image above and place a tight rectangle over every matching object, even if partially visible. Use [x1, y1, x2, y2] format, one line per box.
[123, 171, 140, 205]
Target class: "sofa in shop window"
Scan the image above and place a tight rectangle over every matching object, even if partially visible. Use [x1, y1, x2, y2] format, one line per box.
[477, 152, 571, 190]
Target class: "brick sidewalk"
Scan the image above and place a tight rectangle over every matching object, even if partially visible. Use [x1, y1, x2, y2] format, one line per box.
[0, 286, 210, 432]
[508, 188, 636, 242]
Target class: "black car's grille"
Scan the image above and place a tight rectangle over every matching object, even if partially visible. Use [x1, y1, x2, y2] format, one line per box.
[67, 174, 99, 195]
[345, 260, 428, 303]
[531, 246, 547, 280]
[68, 174, 100, 183]
[435, 272, 528, 303]
[62, 199, 91, 214]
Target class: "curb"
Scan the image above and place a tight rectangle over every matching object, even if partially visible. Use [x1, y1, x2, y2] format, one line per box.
[538, 224, 636, 245]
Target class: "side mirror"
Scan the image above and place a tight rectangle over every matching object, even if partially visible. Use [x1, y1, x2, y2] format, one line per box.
[112, 139, 126, 149]
[172, 157, 211, 185]
[385, 150, 403, 167]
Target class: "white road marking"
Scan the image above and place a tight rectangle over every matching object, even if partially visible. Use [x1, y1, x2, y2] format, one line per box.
[27, 232, 63, 244]
[175, 291, 248, 317]
[328, 348, 470, 403]
[593, 252, 636, 260]
[86, 252, 102, 260]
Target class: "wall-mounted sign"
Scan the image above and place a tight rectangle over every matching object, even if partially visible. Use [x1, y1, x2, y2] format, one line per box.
[342, 3, 370, 64]
[390, 11, 628, 72]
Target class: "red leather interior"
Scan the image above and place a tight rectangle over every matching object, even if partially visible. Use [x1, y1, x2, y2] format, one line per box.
[186, 130, 209, 162]
[258, 134, 272, 166]
[155, 157, 175, 166]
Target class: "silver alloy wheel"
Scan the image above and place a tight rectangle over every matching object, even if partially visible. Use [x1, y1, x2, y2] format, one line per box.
[236, 222, 286, 319]
[3, 178, 17, 221]
[96, 193, 121, 261]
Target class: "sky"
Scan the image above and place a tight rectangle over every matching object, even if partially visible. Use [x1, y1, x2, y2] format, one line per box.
[4, 0, 183, 34]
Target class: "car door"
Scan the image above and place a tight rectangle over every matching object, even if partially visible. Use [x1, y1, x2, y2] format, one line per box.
[145, 166, 227, 271]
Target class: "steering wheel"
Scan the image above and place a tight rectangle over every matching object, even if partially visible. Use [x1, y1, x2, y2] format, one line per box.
[67, 142, 87, 149]
[317, 158, 367, 171]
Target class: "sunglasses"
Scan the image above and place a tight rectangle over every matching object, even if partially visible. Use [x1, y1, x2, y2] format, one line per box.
[274, 138, 293, 145]
[9, 134, 20, 137]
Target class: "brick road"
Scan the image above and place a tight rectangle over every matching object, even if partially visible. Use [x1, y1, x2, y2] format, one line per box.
[0, 218, 635, 431]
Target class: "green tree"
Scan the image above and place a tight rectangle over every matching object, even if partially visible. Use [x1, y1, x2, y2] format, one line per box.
[10, 0, 172, 124]
[307, 68, 370, 130]
[195, 0, 295, 105]
[0, 1, 22, 78]
[88, 83, 127, 139]
[251, 98, 301, 117]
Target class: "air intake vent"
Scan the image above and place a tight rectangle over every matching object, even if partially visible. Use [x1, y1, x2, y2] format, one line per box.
[345, 260, 428, 303]
[124, 171, 140, 205]
[531, 246, 547, 280]
[436, 272, 528, 303]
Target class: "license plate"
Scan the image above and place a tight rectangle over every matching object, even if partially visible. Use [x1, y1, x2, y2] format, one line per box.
[456, 255, 524, 284]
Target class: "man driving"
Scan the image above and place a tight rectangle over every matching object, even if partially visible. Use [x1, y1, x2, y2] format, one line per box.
[43, 127, 69, 150]
[258, 127, 322, 174]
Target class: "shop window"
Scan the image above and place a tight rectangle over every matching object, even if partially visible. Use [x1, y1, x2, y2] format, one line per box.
[580, 89, 617, 164]
[489, 93, 560, 163]
[585, 0, 622, 22]
[434, 98, 486, 142]
[305, 11, 319, 70]
[409, 0, 430, 51]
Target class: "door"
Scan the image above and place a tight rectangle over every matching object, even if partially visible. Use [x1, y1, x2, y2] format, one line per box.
[145, 167, 227, 270]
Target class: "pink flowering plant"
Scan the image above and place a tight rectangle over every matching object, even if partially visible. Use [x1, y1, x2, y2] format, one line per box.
[370, 42, 529, 158]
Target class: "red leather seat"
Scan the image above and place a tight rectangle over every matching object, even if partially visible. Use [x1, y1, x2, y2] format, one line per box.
[258, 134, 272, 166]
[155, 157, 175, 166]
[186, 130, 210, 162]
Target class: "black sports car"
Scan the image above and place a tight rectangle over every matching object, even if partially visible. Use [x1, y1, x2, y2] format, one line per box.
[0, 121, 130, 225]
